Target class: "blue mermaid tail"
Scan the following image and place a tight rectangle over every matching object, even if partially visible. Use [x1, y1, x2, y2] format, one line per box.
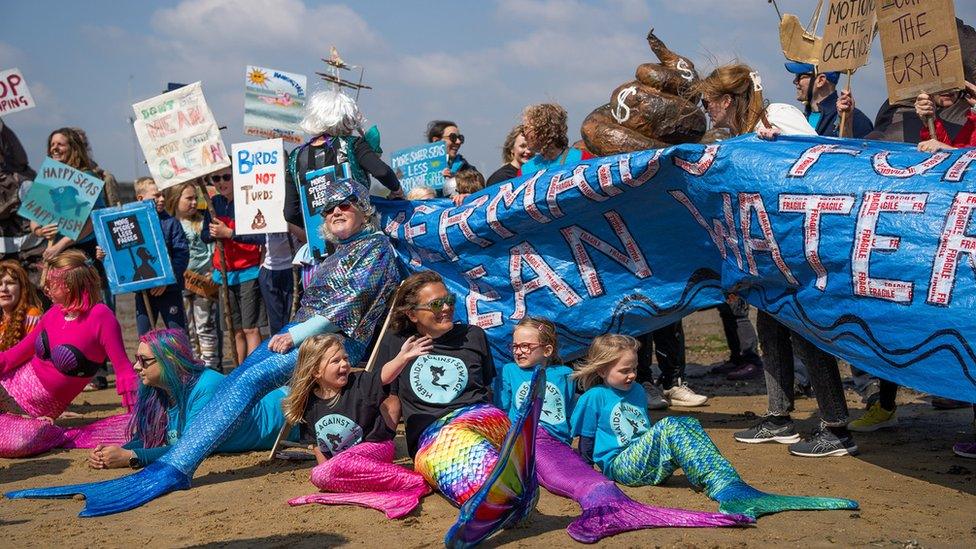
[443, 364, 544, 548]
[6, 339, 298, 516]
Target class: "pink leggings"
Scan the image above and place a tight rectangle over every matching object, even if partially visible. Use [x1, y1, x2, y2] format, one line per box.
[288, 440, 431, 519]
[0, 413, 131, 458]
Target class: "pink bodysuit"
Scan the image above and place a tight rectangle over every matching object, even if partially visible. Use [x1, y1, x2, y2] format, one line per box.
[0, 303, 137, 417]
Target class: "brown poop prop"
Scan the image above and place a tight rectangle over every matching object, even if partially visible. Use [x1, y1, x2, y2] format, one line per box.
[581, 29, 709, 155]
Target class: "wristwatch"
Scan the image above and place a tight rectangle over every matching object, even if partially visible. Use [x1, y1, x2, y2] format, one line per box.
[128, 455, 142, 469]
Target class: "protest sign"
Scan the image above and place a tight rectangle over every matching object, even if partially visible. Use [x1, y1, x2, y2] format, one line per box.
[132, 81, 230, 190]
[17, 157, 104, 240]
[243, 66, 306, 144]
[378, 136, 976, 403]
[390, 141, 448, 194]
[877, 0, 965, 103]
[92, 201, 175, 295]
[818, 0, 877, 73]
[231, 138, 287, 235]
[299, 163, 351, 258]
[0, 68, 35, 115]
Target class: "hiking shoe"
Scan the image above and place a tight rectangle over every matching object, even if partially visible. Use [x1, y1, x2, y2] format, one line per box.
[710, 360, 740, 375]
[734, 417, 801, 444]
[663, 380, 708, 407]
[848, 403, 897, 432]
[952, 441, 976, 459]
[788, 425, 859, 457]
[642, 382, 669, 410]
[726, 362, 762, 380]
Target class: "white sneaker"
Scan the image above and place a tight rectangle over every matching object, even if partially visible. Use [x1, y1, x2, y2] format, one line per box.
[664, 380, 708, 407]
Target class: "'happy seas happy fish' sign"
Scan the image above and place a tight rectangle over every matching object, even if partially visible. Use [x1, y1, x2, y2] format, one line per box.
[17, 157, 104, 240]
[132, 82, 230, 190]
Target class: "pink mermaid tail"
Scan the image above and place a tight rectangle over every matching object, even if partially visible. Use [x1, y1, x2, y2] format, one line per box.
[535, 429, 752, 543]
[0, 413, 131, 458]
[288, 440, 431, 519]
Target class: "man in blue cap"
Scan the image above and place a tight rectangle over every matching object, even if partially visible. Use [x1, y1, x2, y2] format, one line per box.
[785, 62, 873, 138]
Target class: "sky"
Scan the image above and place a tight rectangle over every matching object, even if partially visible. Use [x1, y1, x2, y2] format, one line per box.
[3, 0, 975, 182]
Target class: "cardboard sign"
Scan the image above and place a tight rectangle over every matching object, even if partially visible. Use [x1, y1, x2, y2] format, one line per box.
[243, 66, 307, 144]
[819, 0, 877, 73]
[877, 0, 966, 103]
[0, 68, 35, 115]
[17, 157, 104, 240]
[92, 201, 176, 295]
[780, 14, 823, 64]
[390, 141, 448, 194]
[231, 138, 287, 235]
[132, 81, 230, 190]
[299, 163, 351, 258]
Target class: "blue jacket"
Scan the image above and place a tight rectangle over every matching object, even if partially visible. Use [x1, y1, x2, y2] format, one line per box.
[158, 211, 189, 287]
[811, 91, 874, 138]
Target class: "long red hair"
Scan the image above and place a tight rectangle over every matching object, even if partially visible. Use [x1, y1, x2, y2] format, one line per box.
[0, 260, 42, 351]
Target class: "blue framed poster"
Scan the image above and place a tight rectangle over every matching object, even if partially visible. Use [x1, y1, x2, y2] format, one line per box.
[300, 162, 351, 259]
[389, 141, 448, 194]
[91, 200, 175, 295]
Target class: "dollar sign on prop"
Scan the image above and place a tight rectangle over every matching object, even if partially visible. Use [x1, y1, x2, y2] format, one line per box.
[612, 85, 637, 124]
[676, 59, 694, 82]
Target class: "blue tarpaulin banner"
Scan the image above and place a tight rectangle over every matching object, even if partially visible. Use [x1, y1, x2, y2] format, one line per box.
[376, 134, 976, 402]
[92, 200, 175, 295]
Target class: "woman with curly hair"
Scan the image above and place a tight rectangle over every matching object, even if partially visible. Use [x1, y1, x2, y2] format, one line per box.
[519, 103, 594, 175]
[0, 260, 42, 352]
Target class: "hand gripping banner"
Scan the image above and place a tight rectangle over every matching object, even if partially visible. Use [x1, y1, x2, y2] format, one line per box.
[376, 135, 976, 403]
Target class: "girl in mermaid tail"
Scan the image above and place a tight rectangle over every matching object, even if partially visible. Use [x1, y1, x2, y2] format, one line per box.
[570, 334, 858, 520]
[0, 260, 43, 353]
[371, 270, 541, 546]
[495, 318, 750, 543]
[0, 250, 138, 458]
[86, 329, 294, 470]
[285, 333, 433, 518]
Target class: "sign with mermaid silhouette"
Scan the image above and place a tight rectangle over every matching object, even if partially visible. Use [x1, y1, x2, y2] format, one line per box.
[243, 65, 307, 144]
[91, 200, 175, 295]
[17, 157, 104, 240]
[299, 163, 352, 259]
[231, 138, 287, 235]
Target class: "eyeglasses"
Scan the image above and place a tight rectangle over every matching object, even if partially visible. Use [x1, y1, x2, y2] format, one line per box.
[510, 342, 543, 354]
[322, 195, 358, 216]
[135, 355, 158, 369]
[414, 293, 457, 313]
[442, 133, 465, 144]
[210, 174, 233, 182]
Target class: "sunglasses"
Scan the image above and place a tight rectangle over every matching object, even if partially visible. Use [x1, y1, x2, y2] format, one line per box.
[414, 293, 457, 313]
[322, 195, 358, 216]
[443, 133, 465, 144]
[510, 342, 543, 354]
[210, 174, 233, 182]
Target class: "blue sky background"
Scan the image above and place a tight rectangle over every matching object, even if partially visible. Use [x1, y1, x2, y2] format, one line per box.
[3, 0, 975, 181]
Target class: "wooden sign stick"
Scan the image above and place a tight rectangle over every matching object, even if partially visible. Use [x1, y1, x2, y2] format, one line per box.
[839, 69, 853, 139]
[363, 281, 406, 373]
[267, 419, 296, 460]
[195, 178, 241, 368]
[926, 91, 939, 140]
[141, 292, 157, 329]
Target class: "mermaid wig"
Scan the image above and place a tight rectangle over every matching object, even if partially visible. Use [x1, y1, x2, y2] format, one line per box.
[129, 329, 206, 448]
[299, 91, 365, 137]
[43, 250, 101, 315]
[0, 259, 42, 351]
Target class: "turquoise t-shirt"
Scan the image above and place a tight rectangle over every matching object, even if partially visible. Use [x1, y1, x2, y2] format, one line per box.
[125, 369, 297, 464]
[520, 149, 586, 174]
[569, 383, 651, 471]
[493, 363, 575, 444]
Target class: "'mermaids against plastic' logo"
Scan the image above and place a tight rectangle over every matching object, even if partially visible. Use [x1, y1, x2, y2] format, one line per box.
[410, 354, 468, 404]
[514, 381, 566, 425]
[609, 401, 648, 445]
[314, 413, 363, 455]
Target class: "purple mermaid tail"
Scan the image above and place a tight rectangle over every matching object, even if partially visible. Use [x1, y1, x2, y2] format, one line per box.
[534, 429, 752, 544]
[0, 413, 131, 458]
[288, 440, 431, 519]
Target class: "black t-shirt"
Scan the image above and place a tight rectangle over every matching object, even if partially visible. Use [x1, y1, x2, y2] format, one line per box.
[486, 164, 518, 186]
[379, 324, 495, 456]
[300, 369, 394, 457]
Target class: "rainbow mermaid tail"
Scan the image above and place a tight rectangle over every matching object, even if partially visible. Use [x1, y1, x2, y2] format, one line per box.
[7, 339, 298, 516]
[534, 428, 752, 544]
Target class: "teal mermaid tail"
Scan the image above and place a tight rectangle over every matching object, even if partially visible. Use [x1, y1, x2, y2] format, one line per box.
[715, 482, 858, 519]
[607, 415, 858, 519]
[416, 365, 544, 548]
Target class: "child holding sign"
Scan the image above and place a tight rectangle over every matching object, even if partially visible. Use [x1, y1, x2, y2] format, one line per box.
[202, 167, 266, 360]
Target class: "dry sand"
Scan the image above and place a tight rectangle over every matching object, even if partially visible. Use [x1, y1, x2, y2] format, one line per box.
[2, 299, 974, 548]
